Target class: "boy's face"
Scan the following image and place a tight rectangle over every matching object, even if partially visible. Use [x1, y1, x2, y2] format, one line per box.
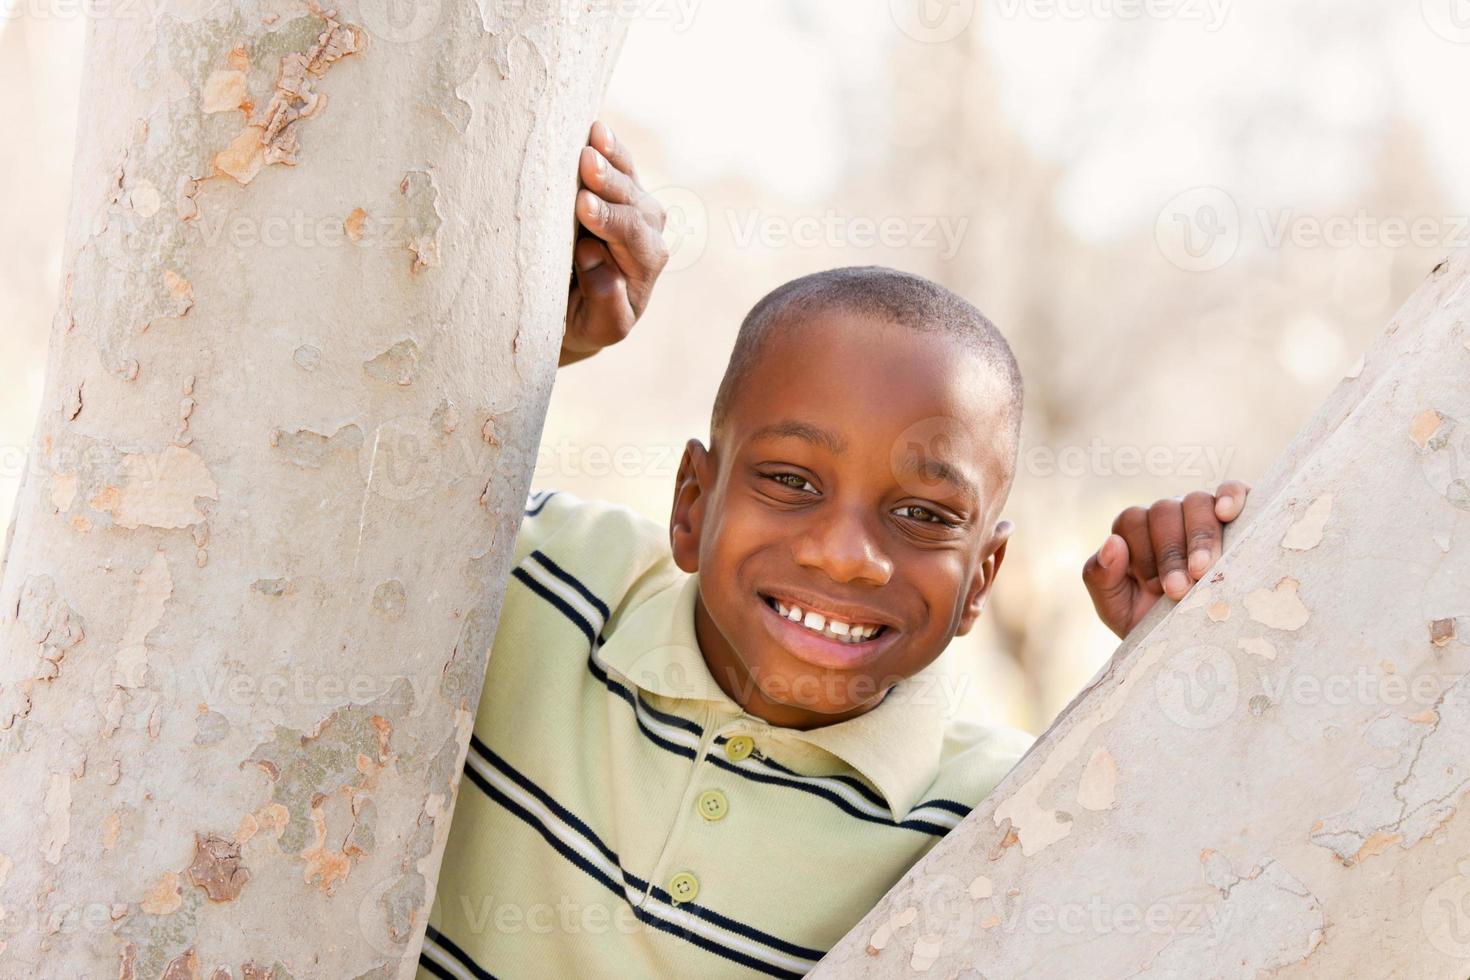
[670, 310, 1015, 729]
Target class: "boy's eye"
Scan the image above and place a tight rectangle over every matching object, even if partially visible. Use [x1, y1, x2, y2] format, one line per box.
[766, 473, 818, 494]
[895, 504, 952, 525]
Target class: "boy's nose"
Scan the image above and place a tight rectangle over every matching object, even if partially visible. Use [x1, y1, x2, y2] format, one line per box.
[792, 506, 893, 587]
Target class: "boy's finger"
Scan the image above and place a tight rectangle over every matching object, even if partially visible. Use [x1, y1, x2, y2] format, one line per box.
[1147, 498, 1192, 600]
[573, 235, 610, 276]
[1214, 479, 1251, 521]
[1082, 534, 1135, 637]
[1182, 490, 1223, 579]
[579, 147, 639, 207]
[576, 193, 668, 310]
[1112, 506, 1157, 588]
[590, 121, 639, 182]
[570, 238, 635, 349]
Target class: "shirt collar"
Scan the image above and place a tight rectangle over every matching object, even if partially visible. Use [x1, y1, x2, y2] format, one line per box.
[598, 572, 948, 821]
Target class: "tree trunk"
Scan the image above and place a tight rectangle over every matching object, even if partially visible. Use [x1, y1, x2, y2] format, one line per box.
[814, 252, 1470, 977]
[0, 5, 626, 977]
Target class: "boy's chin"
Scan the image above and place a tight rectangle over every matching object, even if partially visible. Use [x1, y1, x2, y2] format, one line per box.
[743, 660, 888, 718]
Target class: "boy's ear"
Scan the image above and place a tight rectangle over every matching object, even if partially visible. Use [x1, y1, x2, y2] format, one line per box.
[956, 519, 1012, 636]
[669, 438, 712, 573]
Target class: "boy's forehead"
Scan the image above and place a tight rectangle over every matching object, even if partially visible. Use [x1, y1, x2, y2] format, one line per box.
[723, 311, 1018, 491]
[731, 311, 1010, 435]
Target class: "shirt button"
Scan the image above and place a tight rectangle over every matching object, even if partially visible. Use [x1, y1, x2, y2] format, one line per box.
[668, 872, 700, 904]
[697, 789, 728, 822]
[724, 736, 754, 761]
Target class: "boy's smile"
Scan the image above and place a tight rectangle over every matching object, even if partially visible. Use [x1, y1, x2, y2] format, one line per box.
[669, 309, 1017, 729]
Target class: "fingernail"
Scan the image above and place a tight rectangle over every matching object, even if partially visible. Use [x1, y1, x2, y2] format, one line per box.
[580, 190, 605, 221]
[1218, 495, 1234, 513]
[600, 124, 616, 152]
[592, 148, 607, 175]
[1188, 549, 1210, 576]
[1164, 570, 1190, 597]
[1096, 544, 1113, 570]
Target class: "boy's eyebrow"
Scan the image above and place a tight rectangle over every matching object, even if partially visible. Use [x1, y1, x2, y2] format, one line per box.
[895, 452, 980, 501]
[749, 419, 848, 455]
[752, 417, 981, 502]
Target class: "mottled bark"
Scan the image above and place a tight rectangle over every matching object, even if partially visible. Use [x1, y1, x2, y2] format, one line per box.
[0, 3, 626, 977]
[815, 252, 1470, 978]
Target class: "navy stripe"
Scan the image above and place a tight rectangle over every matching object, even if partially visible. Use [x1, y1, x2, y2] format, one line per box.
[471, 744, 826, 962]
[466, 753, 625, 895]
[506, 565, 705, 753]
[577, 650, 699, 759]
[748, 747, 971, 820]
[471, 734, 623, 868]
[421, 923, 499, 980]
[629, 906, 806, 979]
[417, 956, 461, 980]
[529, 550, 611, 622]
[630, 689, 705, 736]
[462, 742, 817, 977]
[510, 556, 948, 837]
[645, 884, 827, 961]
[524, 491, 557, 517]
[509, 567, 596, 645]
[708, 755, 951, 837]
[748, 745, 891, 810]
[909, 798, 971, 818]
[517, 555, 704, 739]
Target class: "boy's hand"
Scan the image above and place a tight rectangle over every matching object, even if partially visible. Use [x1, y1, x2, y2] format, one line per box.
[1082, 480, 1251, 639]
[561, 121, 668, 367]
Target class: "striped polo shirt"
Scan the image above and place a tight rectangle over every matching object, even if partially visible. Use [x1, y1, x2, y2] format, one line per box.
[418, 491, 1034, 979]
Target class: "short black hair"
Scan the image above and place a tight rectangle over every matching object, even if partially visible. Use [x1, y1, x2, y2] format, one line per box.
[710, 266, 1024, 450]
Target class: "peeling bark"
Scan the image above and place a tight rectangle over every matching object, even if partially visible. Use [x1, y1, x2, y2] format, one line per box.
[0, 3, 628, 976]
[814, 253, 1470, 978]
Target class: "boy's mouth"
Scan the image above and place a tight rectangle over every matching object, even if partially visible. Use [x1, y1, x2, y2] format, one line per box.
[753, 590, 902, 672]
[759, 593, 889, 645]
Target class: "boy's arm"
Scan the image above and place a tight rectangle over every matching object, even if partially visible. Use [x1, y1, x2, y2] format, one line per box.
[1081, 479, 1252, 638]
[560, 121, 669, 368]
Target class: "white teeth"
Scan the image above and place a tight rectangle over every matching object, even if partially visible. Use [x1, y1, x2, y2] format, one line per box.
[772, 598, 882, 643]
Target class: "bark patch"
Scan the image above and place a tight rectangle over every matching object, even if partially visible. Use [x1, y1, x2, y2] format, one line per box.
[1281, 493, 1333, 551]
[213, 16, 364, 184]
[1243, 577, 1310, 631]
[187, 833, 251, 902]
[399, 171, 442, 272]
[89, 445, 218, 530]
[363, 340, 421, 386]
[269, 423, 363, 468]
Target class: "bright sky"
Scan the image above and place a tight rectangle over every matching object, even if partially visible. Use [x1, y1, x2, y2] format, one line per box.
[11, 1, 1470, 233]
[608, 0, 1470, 241]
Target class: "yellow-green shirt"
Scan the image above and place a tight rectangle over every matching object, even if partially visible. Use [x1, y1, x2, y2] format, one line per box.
[418, 491, 1033, 979]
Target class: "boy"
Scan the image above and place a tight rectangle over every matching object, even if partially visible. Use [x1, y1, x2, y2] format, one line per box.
[417, 124, 1249, 979]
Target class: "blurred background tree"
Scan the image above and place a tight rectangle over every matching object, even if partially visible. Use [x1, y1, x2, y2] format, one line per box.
[4, 0, 1466, 734]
